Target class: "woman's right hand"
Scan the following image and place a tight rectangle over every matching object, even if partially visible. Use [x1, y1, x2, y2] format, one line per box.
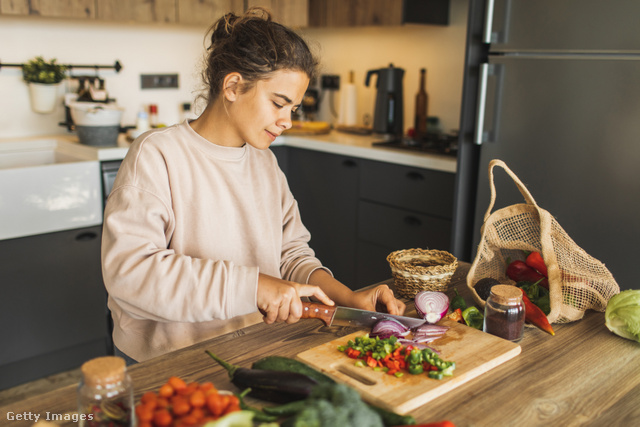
[257, 273, 334, 325]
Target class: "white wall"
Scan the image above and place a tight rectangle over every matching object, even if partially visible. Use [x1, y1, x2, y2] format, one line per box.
[0, 0, 467, 139]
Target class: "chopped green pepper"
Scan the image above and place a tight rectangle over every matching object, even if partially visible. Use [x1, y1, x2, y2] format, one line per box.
[462, 306, 484, 330]
[408, 364, 424, 375]
[451, 288, 467, 312]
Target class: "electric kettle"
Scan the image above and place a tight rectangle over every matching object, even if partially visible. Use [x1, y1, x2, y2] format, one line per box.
[365, 64, 405, 136]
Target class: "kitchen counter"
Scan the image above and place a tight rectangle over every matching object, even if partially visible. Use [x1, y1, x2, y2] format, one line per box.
[3, 129, 457, 172]
[2, 262, 637, 426]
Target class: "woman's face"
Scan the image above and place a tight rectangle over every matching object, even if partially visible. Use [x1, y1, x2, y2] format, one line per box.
[228, 69, 309, 150]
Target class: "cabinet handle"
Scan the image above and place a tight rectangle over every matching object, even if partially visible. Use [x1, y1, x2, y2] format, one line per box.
[75, 231, 98, 241]
[342, 159, 357, 168]
[403, 216, 422, 227]
[406, 171, 424, 181]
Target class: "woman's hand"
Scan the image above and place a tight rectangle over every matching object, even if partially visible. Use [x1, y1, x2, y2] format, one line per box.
[306, 269, 405, 316]
[257, 273, 334, 324]
[351, 284, 406, 316]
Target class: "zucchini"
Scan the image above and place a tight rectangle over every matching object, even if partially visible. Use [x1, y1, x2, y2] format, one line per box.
[251, 355, 335, 385]
[205, 351, 318, 404]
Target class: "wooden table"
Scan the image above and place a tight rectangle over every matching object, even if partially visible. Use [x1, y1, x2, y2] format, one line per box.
[2, 263, 639, 426]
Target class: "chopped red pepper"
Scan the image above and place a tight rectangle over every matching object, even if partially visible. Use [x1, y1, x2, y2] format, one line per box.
[346, 348, 361, 358]
[366, 356, 378, 368]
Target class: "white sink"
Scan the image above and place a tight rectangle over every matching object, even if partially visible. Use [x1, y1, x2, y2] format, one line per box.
[0, 139, 103, 240]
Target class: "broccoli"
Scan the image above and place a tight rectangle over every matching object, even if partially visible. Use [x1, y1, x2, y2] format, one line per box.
[283, 383, 384, 427]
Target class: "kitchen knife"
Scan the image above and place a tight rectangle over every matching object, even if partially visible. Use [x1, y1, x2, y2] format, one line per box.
[301, 301, 426, 329]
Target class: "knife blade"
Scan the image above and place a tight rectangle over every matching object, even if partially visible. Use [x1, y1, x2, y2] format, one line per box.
[301, 301, 426, 329]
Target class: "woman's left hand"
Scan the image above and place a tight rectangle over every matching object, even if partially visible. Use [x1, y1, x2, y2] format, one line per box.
[352, 284, 406, 316]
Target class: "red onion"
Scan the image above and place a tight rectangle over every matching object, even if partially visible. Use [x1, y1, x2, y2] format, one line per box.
[370, 317, 449, 349]
[370, 317, 411, 339]
[412, 324, 449, 343]
[415, 291, 450, 324]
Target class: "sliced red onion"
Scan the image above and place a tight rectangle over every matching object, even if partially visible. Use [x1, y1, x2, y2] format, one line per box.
[371, 317, 449, 348]
[370, 317, 411, 339]
[414, 291, 450, 324]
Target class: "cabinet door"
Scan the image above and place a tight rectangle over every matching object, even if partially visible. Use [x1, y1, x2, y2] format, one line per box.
[178, 0, 243, 26]
[96, 0, 177, 23]
[360, 159, 455, 218]
[1, 0, 95, 18]
[288, 148, 359, 288]
[0, 226, 109, 389]
[248, 0, 308, 27]
[357, 200, 452, 286]
[308, 0, 402, 27]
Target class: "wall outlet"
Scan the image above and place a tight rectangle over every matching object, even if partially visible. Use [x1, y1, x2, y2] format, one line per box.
[321, 74, 340, 90]
[140, 74, 179, 89]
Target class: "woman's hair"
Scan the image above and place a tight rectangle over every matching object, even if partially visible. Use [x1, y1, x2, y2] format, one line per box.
[202, 7, 318, 102]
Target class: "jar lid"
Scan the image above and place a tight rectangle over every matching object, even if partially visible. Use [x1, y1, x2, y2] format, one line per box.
[489, 285, 523, 305]
[81, 356, 126, 387]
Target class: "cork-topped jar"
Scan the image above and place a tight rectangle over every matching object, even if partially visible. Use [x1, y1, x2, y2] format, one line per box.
[483, 285, 525, 342]
[77, 356, 133, 426]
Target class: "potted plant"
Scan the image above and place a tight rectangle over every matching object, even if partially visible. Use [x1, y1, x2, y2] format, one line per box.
[22, 56, 67, 114]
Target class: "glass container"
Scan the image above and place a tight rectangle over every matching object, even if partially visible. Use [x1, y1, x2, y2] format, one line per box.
[483, 284, 525, 342]
[77, 356, 133, 426]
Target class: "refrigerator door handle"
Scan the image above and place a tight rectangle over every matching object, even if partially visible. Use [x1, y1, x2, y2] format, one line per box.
[482, 0, 495, 44]
[474, 63, 491, 145]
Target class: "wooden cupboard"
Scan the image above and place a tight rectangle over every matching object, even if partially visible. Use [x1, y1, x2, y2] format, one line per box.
[1, 0, 448, 27]
[96, 0, 177, 23]
[0, 0, 96, 19]
[177, 0, 243, 26]
[248, 0, 308, 27]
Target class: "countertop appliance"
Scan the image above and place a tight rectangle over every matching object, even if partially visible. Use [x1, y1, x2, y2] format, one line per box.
[365, 64, 405, 136]
[452, 0, 640, 290]
[373, 132, 458, 156]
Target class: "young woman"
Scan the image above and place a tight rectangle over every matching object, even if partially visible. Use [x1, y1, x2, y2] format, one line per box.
[102, 8, 406, 363]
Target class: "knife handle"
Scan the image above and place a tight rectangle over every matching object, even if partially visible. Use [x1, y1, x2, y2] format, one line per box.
[301, 301, 335, 326]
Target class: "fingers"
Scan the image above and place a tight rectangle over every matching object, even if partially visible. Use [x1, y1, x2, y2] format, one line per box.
[257, 275, 331, 325]
[375, 285, 406, 315]
[297, 284, 335, 307]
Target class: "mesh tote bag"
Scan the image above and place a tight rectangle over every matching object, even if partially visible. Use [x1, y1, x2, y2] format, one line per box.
[467, 159, 620, 323]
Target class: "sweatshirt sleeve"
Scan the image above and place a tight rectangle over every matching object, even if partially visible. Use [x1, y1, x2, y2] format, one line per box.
[102, 176, 258, 325]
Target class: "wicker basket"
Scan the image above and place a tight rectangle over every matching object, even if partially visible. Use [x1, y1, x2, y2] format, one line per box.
[387, 249, 458, 298]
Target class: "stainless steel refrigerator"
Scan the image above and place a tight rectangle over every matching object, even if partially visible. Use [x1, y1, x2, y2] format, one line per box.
[452, 0, 640, 290]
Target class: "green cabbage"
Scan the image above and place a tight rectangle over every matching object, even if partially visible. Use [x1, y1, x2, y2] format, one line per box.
[605, 290, 640, 342]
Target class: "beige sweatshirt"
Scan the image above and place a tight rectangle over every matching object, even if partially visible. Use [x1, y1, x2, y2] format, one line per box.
[101, 121, 326, 362]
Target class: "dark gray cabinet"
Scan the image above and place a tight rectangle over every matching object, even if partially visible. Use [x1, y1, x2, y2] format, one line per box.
[286, 148, 359, 287]
[273, 145, 455, 289]
[0, 226, 110, 389]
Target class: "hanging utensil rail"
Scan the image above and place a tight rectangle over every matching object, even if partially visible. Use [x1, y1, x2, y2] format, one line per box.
[0, 60, 123, 73]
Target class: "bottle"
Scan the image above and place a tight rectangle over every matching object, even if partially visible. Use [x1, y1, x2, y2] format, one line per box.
[483, 285, 526, 342]
[149, 104, 158, 128]
[414, 68, 428, 139]
[77, 356, 134, 426]
[136, 110, 150, 133]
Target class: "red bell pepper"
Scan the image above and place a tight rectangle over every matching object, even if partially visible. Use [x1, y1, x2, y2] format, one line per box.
[526, 251, 548, 277]
[507, 260, 549, 290]
[521, 289, 555, 336]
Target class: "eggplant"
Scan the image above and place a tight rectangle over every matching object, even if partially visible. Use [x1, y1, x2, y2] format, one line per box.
[205, 350, 317, 403]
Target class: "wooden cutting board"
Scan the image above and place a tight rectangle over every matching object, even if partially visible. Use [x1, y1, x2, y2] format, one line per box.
[296, 318, 521, 414]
